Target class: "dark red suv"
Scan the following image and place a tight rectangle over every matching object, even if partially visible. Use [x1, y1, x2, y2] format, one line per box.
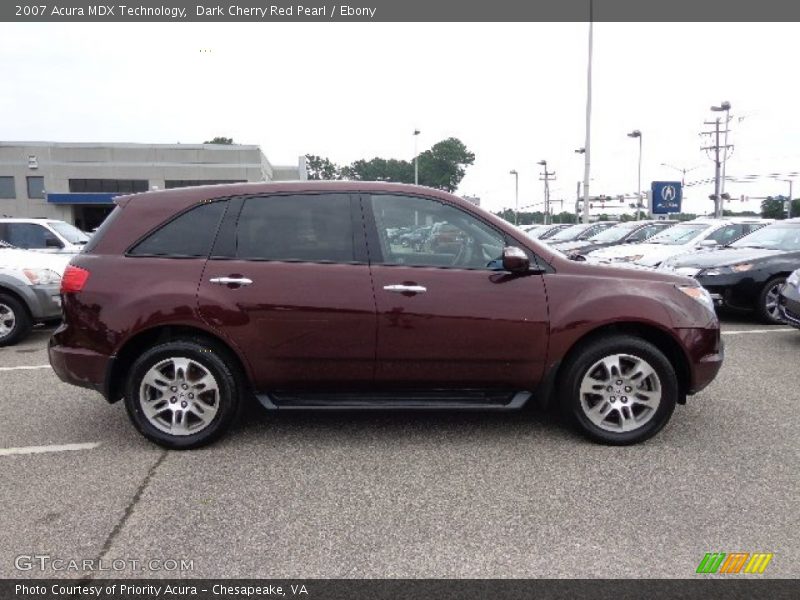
[49, 182, 723, 449]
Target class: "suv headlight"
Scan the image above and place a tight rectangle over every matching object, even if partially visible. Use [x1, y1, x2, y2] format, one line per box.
[22, 268, 62, 285]
[676, 284, 715, 314]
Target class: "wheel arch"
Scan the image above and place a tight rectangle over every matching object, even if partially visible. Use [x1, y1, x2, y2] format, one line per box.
[537, 321, 691, 410]
[106, 324, 252, 404]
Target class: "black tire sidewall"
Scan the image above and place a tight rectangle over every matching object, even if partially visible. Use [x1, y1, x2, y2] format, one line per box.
[0, 293, 32, 347]
[124, 340, 240, 449]
[757, 277, 786, 325]
[562, 336, 678, 445]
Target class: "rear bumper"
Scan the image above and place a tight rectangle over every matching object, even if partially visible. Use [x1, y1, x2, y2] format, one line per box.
[48, 332, 114, 400]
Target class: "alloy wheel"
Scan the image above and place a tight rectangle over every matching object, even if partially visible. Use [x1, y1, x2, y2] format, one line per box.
[764, 282, 783, 321]
[139, 357, 220, 436]
[578, 353, 662, 433]
[0, 302, 16, 339]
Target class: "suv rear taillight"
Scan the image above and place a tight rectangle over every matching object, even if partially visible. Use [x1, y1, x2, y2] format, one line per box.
[61, 265, 90, 293]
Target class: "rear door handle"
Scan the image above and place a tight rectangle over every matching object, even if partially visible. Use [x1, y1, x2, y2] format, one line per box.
[383, 284, 427, 294]
[210, 276, 253, 286]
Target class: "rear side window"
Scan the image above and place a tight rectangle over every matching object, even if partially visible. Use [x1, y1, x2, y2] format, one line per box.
[235, 194, 355, 262]
[129, 201, 226, 257]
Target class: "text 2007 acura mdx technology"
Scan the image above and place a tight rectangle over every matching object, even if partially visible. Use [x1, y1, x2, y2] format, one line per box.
[49, 182, 723, 449]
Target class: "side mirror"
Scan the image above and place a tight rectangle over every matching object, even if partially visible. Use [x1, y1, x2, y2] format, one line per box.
[698, 239, 718, 248]
[502, 246, 530, 273]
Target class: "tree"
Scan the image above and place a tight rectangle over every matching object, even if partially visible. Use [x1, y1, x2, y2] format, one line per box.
[341, 158, 414, 183]
[306, 137, 475, 192]
[761, 196, 786, 220]
[305, 155, 342, 180]
[203, 137, 234, 145]
[416, 138, 475, 192]
[791, 199, 800, 218]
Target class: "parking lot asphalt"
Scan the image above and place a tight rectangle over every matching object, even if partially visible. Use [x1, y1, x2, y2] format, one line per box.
[0, 318, 798, 579]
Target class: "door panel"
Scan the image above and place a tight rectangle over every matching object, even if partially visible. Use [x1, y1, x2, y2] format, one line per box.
[370, 266, 549, 388]
[365, 193, 549, 389]
[197, 193, 376, 391]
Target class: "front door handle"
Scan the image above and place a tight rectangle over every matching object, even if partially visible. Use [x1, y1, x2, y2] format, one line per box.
[383, 284, 427, 294]
[210, 276, 253, 286]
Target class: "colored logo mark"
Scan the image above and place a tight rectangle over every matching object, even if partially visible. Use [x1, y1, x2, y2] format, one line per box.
[696, 552, 773, 574]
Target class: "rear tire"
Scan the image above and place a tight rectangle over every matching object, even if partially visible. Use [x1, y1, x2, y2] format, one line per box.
[756, 277, 786, 325]
[124, 339, 242, 449]
[0, 293, 32, 347]
[560, 335, 678, 445]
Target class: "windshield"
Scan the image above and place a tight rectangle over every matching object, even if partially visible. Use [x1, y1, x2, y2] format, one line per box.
[589, 222, 640, 243]
[646, 223, 706, 245]
[731, 224, 800, 251]
[549, 224, 590, 242]
[49, 221, 90, 244]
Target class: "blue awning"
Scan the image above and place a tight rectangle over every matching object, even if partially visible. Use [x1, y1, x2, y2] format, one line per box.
[47, 193, 121, 204]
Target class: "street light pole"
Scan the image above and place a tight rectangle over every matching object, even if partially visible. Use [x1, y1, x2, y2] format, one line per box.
[509, 170, 519, 225]
[661, 163, 701, 187]
[627, 130, 642, 220]
[581, 5, 593, 224]
[538, 160, 555, 225]
[413, 129, 420, 185]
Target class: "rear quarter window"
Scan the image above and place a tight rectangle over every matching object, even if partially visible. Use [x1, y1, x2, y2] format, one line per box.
[128, 201, 226, 257]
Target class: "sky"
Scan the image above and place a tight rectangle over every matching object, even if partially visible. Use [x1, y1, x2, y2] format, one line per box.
[1, 21, 799, 215]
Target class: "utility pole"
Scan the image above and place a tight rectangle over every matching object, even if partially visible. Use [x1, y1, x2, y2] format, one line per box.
[509, 170, 519, 225]
[413, 129, 420, 185]
[701, 116, 732, 218]
[575, 181, 582, 218]
[538, 160, 556, 225]
[581, 2, 594, 224]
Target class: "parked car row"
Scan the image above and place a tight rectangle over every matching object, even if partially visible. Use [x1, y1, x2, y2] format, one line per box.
[0, 218, 83, 346]
[526, 214, 798, 325]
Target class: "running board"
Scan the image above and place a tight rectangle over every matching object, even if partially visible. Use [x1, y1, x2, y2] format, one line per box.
[256, 390, 532, 411]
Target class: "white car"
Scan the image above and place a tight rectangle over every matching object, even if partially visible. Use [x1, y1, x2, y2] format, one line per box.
[0, 218, 90, 253]
[586, 218, 770, 268]
[0, 241, 74, 345]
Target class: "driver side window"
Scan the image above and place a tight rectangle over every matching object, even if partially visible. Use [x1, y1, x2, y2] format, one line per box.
[369, 194, 505, 270]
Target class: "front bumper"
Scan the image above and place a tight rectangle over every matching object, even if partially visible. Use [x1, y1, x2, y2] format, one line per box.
[675, 326, 725, 395]
[778, 284, 800, 329]
[692, 273, 767, 312]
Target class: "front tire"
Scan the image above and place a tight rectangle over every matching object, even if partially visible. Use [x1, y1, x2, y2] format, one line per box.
[756, 277, 786, 325]
[124, 340, 242, 449]
[560, 335, 678, 445]
[0, 293, 32, 347]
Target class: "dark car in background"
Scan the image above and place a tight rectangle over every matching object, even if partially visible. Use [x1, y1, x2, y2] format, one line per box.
[50, 181, 722, 449]
[663, 219, 800, 323]
[545, 221, 619, 247]
[555, 220, 677, 257]
[779, 268, 800, 329]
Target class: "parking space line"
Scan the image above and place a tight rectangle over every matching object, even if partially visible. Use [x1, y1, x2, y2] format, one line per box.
[0, 442, 101, 457]
[0, 364, 52, 372]
[722, 328, 795, 336]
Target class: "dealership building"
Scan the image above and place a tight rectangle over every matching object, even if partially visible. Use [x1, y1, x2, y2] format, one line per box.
[0, 141, 307, 230]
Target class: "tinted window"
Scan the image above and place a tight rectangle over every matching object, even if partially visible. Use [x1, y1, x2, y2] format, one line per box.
[3, 223, 62, 249]
[0, 176, 15, 199]
[236, 194, 354, 262]
[27, 176, 45, 199]
[370, 194, 505, 269]
[130, 201, 226, 257]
